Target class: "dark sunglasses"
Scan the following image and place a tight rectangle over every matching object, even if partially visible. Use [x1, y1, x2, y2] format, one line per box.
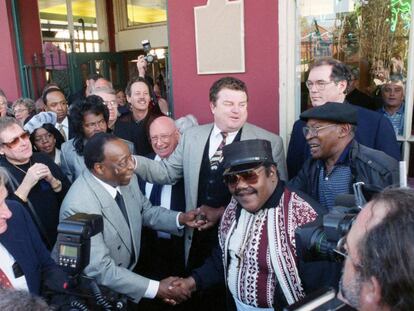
[2, 131, 30, 149]
[223, 166, 264, 186]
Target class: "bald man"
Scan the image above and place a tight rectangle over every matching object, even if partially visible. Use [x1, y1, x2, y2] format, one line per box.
[136, 116, 186, 311]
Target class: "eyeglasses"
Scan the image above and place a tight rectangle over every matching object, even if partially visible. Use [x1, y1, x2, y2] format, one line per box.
[13, 108, 28, 114]
[104, 100, 118, 107]
[302, 124, 337, 137]
[150, 132, 175, 144]
[305, 80, 335, 91]
[2, 131, 30, 148]
[110, 154, 135, 170]
[83, 118, 107, 129]
[223, 166, 264, 187]
[334, 235, 363, 268]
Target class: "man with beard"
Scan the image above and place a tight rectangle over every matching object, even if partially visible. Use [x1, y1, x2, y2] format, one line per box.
[338, 188, 414, 310]
[164, 139, 322, 310]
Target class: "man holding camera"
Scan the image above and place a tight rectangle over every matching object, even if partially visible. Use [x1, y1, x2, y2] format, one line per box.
[338, 188, 414, 310]
[59, 133, 201, 305]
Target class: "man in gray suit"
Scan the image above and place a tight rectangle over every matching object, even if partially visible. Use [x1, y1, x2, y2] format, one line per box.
[59, 133, 200, 304]
[134, 77, 287, 310]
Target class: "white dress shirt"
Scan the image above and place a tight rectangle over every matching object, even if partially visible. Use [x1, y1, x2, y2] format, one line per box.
[208, 124, 238, 159]
[56, 116, 69, 141]
[0, 243, 29, 291]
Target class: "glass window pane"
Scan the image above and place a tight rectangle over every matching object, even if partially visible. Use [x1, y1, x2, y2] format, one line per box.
[126, 0, 167, 27]
[298, 0, 411, 118]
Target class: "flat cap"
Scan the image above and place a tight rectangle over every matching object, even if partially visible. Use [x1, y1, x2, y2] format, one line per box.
[223, 139, 275, 175]
[300, 102, 358, 125]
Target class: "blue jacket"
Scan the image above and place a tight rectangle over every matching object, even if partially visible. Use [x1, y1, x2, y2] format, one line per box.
[0, 200, 66, 295]
[287, 103, 401, 179]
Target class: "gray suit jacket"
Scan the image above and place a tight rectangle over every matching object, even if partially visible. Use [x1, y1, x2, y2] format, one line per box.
[133, 122, 287, 262]
[59, 170, 181, 302]
[61, 138, 136, 183]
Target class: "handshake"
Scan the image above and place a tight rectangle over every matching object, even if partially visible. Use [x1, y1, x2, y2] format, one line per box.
[156, 276, 197, 305]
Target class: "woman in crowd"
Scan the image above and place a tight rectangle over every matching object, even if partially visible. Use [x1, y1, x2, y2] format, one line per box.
[0, 89, 10, 117]
[24, 112, 65, 166]
[0, 117, 70, 248]
[12, 97, 35, 125]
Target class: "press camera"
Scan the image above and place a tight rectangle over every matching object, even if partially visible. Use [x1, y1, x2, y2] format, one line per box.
[141, 39, 156, 63]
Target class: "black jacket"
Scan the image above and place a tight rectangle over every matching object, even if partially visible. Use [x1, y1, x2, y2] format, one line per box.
[289, 140, 399, 201]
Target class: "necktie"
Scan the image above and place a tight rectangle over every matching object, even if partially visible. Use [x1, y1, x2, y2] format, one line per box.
[115, 191, 129, 226]
[148, 183, 171, 239]
[58, 123, 67, 141]
[210, 132, 228, 170]
[149, 183, 163, 206]
[0, 267, 13, 289]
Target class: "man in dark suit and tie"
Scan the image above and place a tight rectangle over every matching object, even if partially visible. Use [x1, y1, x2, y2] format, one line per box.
[59, 133, 201, 306]
[133, 76, 287, 310]
[136, 116, 186, 310]
[0, 167, 67, 295]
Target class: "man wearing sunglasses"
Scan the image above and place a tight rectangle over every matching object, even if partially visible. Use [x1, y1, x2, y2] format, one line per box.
[165, 139, 323, 310]
[338, 188, 414, 310]
[287, 58, 400, 179]
[289, 102, 398, 212]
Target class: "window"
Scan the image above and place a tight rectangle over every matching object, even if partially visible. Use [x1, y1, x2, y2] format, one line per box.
[281, 0, 414, 182]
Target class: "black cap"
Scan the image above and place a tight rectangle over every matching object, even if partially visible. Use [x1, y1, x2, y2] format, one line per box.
[300, 102, 358, 125]
[223, 139, 275, 175]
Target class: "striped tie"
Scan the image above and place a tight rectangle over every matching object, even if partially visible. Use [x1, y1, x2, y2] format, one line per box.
[210, 132, 228, 170]
[58, 123, 67, 141]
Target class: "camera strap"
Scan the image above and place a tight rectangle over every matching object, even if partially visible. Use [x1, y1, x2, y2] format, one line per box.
[7, 174, 52, 249]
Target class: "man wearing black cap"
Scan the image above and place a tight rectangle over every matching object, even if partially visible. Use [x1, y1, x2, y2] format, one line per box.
[289, 102, 399, 211]
[165, 139, 323, 310]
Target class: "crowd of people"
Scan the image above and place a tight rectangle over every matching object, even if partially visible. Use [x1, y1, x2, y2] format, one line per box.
[0, 56, 412, 311]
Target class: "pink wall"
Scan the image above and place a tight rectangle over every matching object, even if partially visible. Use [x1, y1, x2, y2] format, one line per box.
[18, 0, 45, 99]
[0, 0, 21, 100]
[168, 0, 280, 133]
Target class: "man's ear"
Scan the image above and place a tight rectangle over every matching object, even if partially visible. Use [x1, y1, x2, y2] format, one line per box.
[93, 162, 105, 176]
[210, 102, 216, 114]
[338, 124, 352, 138]
[361, 276, 382, 307]
[337, 80, 348, 94]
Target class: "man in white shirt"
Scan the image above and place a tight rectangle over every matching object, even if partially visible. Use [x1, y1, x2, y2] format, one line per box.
[59, 133, 202, 306]
[43, 87, 71, 141]
[136, 116, 185, 310]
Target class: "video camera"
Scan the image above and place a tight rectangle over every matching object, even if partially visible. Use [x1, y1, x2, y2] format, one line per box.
[295, 182, 381, 262]
[56, 213, 103, 276]
[141, 39, 157, 64]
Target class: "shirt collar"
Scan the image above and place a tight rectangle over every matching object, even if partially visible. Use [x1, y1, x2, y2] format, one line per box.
[212, 124, 239, 138]
[58, 116, 69, 127]
[92, 174, 121, 199]
[380, 102, 405, 115]
[236, 180, 285, 216]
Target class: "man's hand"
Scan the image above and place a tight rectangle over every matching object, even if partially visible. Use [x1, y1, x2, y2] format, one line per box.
[163, 277, 196, 305]
[196, 205, 225, 231]
[178, 209, 207, 228]
[135, 55, 147, 77]
[157, 277, 192, 304]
